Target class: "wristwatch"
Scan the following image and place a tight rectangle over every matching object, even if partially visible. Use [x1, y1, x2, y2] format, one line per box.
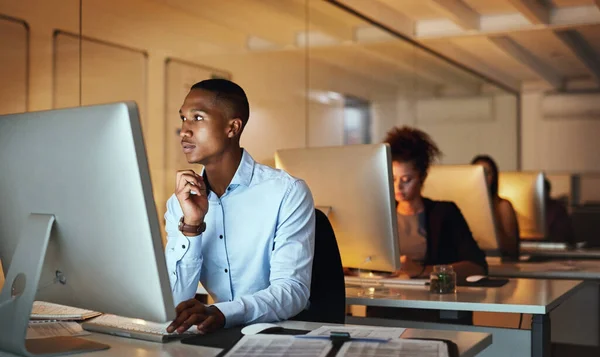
[178, 217, 206, 235]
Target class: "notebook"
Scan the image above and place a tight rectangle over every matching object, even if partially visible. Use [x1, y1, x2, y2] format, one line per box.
[82, 314, 200, 343]
[31, 301, 102, 321]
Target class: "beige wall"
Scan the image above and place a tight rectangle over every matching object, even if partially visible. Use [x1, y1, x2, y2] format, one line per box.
[522, 91, 600, 173]
[392, 93, 519, 170]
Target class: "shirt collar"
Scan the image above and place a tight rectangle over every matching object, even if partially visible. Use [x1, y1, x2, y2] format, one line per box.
[201, 148, 255, 196]
[229, 148, 255, 187]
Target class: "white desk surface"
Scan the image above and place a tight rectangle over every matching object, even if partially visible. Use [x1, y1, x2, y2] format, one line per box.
[346, 278, 583, 314]
[73, 320, 491, 357]
[489, 260, 600, 280]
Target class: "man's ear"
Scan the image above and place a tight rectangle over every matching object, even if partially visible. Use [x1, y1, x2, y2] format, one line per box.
[227, 118, 243, 138]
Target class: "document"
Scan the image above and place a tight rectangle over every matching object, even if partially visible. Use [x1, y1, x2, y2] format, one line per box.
[307, 325, 406, 339]
[31, 301, 101, 321]
[27, 321, 90, 339]
[223, 335, 331, 357]
[337, 339, 449, 357]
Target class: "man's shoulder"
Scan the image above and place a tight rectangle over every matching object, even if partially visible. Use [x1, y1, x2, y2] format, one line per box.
[251, 161, 305, 190]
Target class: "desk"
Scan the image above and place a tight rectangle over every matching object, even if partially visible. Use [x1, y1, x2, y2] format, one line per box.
[65, 320, 492, 357]
[489, 260, 600, 280]
[346, 279, 583, 357]
[521, 248, 600, 260]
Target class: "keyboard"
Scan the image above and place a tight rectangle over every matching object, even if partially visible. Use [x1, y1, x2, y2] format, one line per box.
[345, 276, 429, 287]
[82, 314, 199, 343]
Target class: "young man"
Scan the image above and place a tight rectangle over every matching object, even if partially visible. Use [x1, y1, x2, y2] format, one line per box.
[164, 79, 315, 334]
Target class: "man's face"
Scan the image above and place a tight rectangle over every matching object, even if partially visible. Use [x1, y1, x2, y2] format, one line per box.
[179, 89, 230, 165]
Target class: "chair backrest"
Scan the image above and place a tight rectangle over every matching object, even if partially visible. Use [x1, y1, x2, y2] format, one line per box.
[291, 208, 346, 323]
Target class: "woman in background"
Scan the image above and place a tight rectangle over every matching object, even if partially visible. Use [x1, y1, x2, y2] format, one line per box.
[386, 126, 487, 280]
[367, 126, 487, 324]
[471, 155, 520, 261]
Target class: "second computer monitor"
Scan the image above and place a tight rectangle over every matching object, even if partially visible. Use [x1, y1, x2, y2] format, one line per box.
[423, 165, 499, 252]
[498, 171, 546, 240]
[275, 144, 400, 272]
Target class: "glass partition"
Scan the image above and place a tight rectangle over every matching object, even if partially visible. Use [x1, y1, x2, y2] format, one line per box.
[0, 0, 519, 241]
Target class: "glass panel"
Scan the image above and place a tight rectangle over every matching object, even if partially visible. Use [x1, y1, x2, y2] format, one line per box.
[0, 16, 28, 115]
[0, 0, 81, 114]
[80, 0, 309, 238]
[307, 1, 519, 170]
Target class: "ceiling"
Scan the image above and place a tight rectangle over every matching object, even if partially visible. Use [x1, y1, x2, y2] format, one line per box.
[154, 0, 600, 94]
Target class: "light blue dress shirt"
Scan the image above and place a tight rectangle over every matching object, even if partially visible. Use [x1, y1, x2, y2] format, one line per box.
[164, 149, 315, 328]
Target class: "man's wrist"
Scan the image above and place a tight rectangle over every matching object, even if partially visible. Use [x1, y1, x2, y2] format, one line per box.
[183, 217, 203, 226]
[207, 305, 226, 328]
[179, 216, 206, 235]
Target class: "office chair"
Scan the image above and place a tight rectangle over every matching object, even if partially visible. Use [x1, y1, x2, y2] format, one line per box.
[291, 208, 346, 324]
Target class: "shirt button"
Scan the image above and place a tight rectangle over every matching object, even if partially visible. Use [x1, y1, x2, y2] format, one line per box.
[172, 271, 176, 275]
[219, 235, 223, 239]
[181, 245, 185, 249]
[224, 269, 228, 273]
[227, 187, 231, 191]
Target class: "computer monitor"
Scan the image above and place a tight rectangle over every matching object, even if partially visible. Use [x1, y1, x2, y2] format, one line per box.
[275, 144, 400, 273]
[0, 102, 174, 356]
[422, 165, 499, 253]
[498, 171, 546, 240]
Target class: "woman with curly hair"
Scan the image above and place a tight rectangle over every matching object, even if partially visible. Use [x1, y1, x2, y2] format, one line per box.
[367, 126, 488, 323]
[384, 126, 487, 281]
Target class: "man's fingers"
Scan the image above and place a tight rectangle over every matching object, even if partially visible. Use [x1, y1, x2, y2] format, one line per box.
[177, 173, 199, 191]
[175, 299, 198, 315]
[197, 315, 216, 334]
[176, 314, 204, 334]
[176, 170, 197, 185]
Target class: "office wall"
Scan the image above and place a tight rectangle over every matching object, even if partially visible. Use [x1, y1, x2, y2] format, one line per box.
[408, 94, 518, 170]
[0, 16, 27, 115]
[522, 91, 600, 173]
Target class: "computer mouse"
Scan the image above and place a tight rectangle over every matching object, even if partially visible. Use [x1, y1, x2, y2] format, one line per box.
[466, 275, 486, 283]
[240, 323, 283, 335]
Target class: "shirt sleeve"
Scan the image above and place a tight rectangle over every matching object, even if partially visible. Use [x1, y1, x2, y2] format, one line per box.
[164, 194, 204, 306]
[212, 180, 315, 327]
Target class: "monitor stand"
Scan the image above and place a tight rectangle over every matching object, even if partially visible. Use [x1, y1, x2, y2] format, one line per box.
[353, 258, 400, 298]
[0, 214, 110, 357]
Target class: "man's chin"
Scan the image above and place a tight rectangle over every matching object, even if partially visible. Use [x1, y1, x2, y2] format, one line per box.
[184, 153, 204, 165]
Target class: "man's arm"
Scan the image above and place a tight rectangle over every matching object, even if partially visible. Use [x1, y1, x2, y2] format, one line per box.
[165, 170, 209, 306]
[164, 195, 205, 305]
[211, 180, 316, 327]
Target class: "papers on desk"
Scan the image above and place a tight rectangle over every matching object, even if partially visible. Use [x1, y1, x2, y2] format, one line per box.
[307, 325, 406, 339]
[222, 335, 449, 357]
[223, 335, 332, 357]
[338, 339, 449, 357]
[31, 301, 102, 321]
[27, 321, 90, 339]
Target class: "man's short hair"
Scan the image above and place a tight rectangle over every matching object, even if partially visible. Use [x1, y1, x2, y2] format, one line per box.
[191, 79, 250, 129]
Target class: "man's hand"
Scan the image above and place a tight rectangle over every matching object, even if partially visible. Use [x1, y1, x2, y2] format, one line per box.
[175, 170, 209, 228]
[166, 299, 225, 334]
